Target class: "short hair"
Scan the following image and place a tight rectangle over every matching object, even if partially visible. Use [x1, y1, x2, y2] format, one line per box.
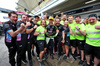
[68, 15, 73, 18]
[21, 14, 27, 18]
[55, 18, 61, 21]
[75, 15, 81, 18]
[88, 14, 97, 18]
[8, 11, 18, 17]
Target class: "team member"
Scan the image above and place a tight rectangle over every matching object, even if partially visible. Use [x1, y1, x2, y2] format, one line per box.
[68, 15, 76, 60]
[34, 20, 47, 66]
[74, 15, 85, 65]
[25, 15, 38, 66]
[62, 20, 73, 60]
[43, 15, 49, 24]
[45, 16, 58, 59]
[60, 14, 67, 25]
[78, 14, 100, 66]
[54, 18, 64, 60]
[16, 14, 31, 66]
[33, 16, 40, 60]
[3, 11, 25, 66]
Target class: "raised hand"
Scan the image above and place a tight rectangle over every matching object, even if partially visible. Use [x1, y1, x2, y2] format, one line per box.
[26, 22, 31, 27]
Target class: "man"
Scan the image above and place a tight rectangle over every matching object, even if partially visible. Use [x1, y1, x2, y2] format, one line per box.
[74, 15, 85, 65]
[35, 16, 41, 25]
[43, 15, 49, 24]
[16, 14, 31, 66]
[45, 16, 58, 59]
[32, 16, 41, 61]
[3, 11, 25, 66]
[55, 18, 64, 60]
[60, 14, 67, 25]
[77, 14, 100, 66]
[68, 15, 76, 60]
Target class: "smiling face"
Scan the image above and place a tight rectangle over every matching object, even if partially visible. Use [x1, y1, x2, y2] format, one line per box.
[9, 13, 18, 23]
[75, 17, 81, 23]
[64, 20, 68, 27]
[68, 16, 73, 23]
[21, 15, 27, 23]
[89, 17, 97, 25]
[41, 20, 46, 27]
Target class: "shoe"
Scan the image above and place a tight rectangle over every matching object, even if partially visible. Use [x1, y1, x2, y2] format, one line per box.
[45, 54, 48, 59]
[32, 50, 35, 57]
[22, 60, 28, 64]
[63, 56, 68, 60]
[50, 55, 54, 59]
[54, 52, 58, 54]
[83, 63, 90, 66]
[57, 55, 61, 60]
[71, 54, 76, 60]
[78, 60, 84, 65]
[76, 54, 80, 59]
[39, 61, 44, 66]
[29, 60, 33, 66]
[42, 56, 46, 60]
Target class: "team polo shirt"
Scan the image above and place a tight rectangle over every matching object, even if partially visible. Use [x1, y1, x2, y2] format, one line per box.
[60, 20, 64, 25]
[74, 23, 85, 40]
[68, 22, 76, 40]
[3, 21, 17, 43]
[36, 26, 46, 40]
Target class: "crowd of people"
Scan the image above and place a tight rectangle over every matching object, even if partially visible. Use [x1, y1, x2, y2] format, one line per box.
[3, 11, 100, 66]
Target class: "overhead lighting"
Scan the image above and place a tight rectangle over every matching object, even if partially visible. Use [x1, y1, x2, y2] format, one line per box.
[54, 11, 60, 14]
[85, 0, 96, 4]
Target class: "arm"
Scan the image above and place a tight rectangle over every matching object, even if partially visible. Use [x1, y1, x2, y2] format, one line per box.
[69, 26, 73, 35]
[26, 25, 37, 34]
[20, 22, 31, 33]
[75, 25, 86, 36]
[62, 31, 65, 43]
[95, 25, 100, 29]
[8, 26, 25, 37]
[34, 29, 46, 36]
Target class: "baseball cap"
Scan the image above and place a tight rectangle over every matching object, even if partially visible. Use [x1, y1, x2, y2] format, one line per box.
[49, 16, 54, 20]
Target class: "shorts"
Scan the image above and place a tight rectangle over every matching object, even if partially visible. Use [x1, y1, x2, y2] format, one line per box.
[85, 43, 100, 59]
[64, 37, 70, 46]
[70, 39, 78, 47]
[30, 37, 37, 45]
[37, 40, 45, 51]
[77, 40, 85, 50]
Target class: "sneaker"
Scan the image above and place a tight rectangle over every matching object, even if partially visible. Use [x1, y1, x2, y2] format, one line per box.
[84, 63, 90, 66]
[76, 54, 80, 58]
[71, 54, 76, 60]
[54, 52, 58, 54]
[50, 55, 54, 59]
[29, 60, 33, 66]
[32, 50, 35, 57]
[42, 57, 46, 60]
[78, 60, 84, 65]
[57, 55, 61, 60]
[63, 56, 68, 60]
[45, 54, 48, 59]
[39, 61, 44, 66]
[22, 60, 28, 64]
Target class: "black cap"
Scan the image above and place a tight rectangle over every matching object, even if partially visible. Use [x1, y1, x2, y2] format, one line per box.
[88, 14, 97, 18]
[27, 14, 32, 17]
[34, 15, 39, 18]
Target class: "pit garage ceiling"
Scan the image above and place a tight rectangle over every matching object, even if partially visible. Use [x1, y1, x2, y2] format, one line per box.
[16, 0, 41, 12]
[46, 0, 100, 15]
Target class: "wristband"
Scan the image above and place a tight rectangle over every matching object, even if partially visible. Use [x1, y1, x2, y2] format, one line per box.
[33, 27, 34, 30]
[77, 28, 80, 31]
[39, 32, 41, 34]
